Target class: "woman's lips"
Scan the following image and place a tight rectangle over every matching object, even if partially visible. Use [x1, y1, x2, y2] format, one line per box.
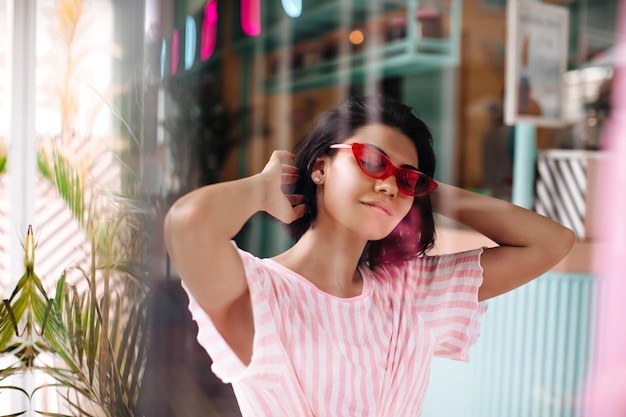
[362, 201, 392, 216]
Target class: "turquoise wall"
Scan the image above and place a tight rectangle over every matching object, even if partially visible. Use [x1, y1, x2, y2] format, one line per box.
[422, 271, 595, 417]
[402, 67, 457, 184]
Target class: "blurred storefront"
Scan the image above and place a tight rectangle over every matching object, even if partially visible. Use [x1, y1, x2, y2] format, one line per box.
[142, 0, 620, 416]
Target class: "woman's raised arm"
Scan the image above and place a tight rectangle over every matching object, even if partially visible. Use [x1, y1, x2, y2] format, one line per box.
[163, 151, 304, 362]
[431, 183, 576, 301]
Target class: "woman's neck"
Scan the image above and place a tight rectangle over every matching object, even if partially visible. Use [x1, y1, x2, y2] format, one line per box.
[272, 227, 367, 298]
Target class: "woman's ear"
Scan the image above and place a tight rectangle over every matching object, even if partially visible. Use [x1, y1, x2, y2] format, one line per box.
[311, 156, 328, 185]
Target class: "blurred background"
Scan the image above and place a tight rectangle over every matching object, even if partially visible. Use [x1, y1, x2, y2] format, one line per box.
[0, 0, 623, 416]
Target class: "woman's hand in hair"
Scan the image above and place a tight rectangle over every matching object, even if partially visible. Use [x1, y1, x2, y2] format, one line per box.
[430, 182, 575, 301]
[164, 150, 306, 365]
[259, 150, 307, 224]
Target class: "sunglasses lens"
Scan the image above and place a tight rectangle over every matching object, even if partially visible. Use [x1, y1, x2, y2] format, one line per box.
[414, 176, 435, 196]
[356, 146, 388, 178]
[396, 170, 419, 195]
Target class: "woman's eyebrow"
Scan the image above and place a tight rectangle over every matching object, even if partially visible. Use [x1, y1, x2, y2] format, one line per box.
[365, 143, 419, 171]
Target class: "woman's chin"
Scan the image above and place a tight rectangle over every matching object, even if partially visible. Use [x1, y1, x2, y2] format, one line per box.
[361, 224, 400, 242]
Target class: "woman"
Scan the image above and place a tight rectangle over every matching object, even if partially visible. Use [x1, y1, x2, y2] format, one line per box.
[164, 96, 575, 416]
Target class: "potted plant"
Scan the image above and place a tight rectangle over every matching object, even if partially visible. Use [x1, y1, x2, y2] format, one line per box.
[0, 0, 153, 415]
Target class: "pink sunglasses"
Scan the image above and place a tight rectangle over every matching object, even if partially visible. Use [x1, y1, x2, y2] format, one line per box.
[329, 143, 437, 197]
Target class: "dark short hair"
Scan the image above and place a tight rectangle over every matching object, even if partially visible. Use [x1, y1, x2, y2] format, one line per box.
[288, 95, 436, 268]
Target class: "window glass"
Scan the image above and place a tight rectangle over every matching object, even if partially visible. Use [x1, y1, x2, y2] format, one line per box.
[0, 1, 9, 288]
[35, 0, 117, 284]
[0, 1, 152, 415]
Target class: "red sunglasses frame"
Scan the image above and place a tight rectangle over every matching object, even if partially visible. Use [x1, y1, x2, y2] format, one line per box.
[329, 143, 438, 197]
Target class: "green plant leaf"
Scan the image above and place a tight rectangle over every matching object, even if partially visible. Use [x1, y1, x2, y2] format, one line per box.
[37, 146, 85, 229]
[0, 142, 7, 175]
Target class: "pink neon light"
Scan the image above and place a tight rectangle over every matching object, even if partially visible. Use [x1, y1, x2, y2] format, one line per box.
[240, 0, 261, 37]
[201, 0, 218, 60]
[171, 30, 179, 75]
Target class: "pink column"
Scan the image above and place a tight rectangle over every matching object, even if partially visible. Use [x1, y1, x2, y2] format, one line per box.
[584, 1, 626, 415]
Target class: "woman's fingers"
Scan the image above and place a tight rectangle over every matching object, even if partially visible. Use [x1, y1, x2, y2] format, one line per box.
[281, 173, 299, 184]
[263, 151, 295, 176]
[286, 194, 304, 206]
[290, 203, 307, 222]
[281, 163, 298, 174]
[272, 150, 295, 161]
[262, 150, 308, 223]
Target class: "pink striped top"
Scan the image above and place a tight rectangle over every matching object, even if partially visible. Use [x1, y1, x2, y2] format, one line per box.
[184, 245, 487, 416]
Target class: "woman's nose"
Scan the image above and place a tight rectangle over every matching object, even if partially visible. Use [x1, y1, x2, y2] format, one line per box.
[374, 175, 398, 197]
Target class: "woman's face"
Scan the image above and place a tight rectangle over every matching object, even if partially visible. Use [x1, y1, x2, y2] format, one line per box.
[315, 124, 419, 241]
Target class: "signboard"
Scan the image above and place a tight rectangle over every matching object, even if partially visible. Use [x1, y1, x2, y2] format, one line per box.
[504, 0, 569, 126]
